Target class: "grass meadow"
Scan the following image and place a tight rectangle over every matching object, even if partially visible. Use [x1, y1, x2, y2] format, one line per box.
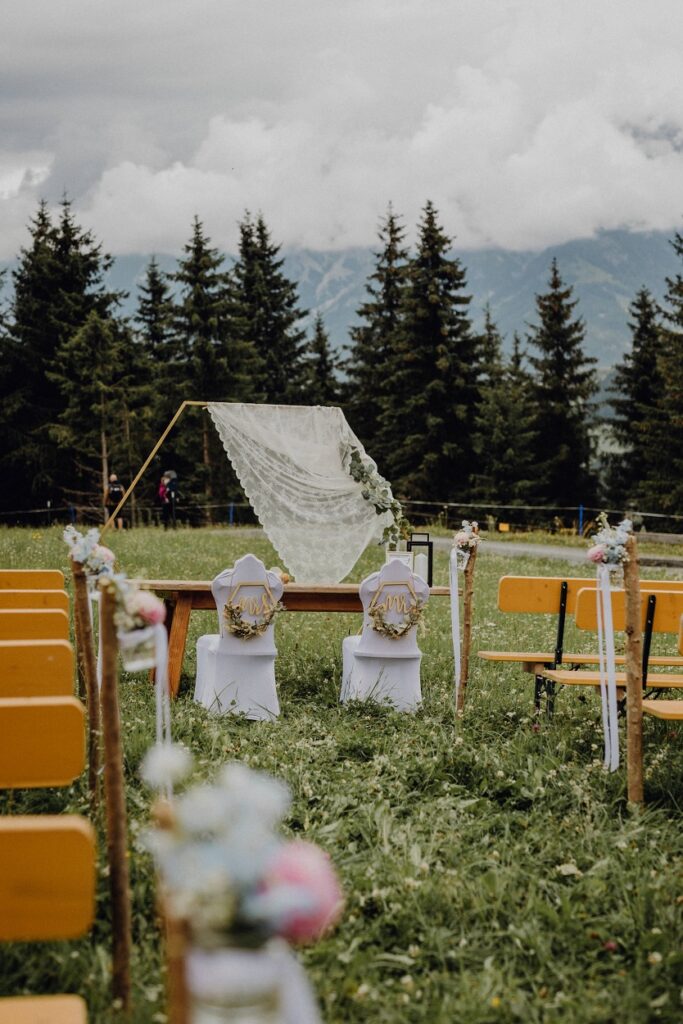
[1, 525, 683, 1023]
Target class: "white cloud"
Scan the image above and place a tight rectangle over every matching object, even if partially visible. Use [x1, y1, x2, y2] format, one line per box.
[1, 0, 682, 257]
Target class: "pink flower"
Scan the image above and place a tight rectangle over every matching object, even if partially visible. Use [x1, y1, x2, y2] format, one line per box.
[128, 590, 166, 625]
[454, 532, 470, 547]
[263, 840, 343, 943]
[93, 544, 115, 563]
[587, 544, 606, 564]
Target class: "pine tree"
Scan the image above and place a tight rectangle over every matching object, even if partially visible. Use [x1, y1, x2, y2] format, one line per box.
[607, 288, 663, 506]
[641, 232, 683, 512]
[0, 199, 122, 511]
[345, 206, 408, 449]
[136, 256, 175, 363]
[230, 213, 307, 403]
[47, 312, 144, 512]
[168, 217, 234, 510]
[302, 314, 340, 405]
[527, 259, 598, 508]
[471, 326, 538, 503]
[379, 200, 476, 499]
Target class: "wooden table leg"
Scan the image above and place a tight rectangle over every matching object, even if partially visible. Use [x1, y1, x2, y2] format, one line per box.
[167, 594, 192, 699]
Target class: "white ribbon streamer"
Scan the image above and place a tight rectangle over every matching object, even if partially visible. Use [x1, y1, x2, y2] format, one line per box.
[152, 623, 173, 798]
[596, 564, 619, 771]
[449, 549, 462, 708]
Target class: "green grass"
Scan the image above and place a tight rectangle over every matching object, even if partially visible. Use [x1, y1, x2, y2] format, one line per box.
[2, 526, 683, 1023]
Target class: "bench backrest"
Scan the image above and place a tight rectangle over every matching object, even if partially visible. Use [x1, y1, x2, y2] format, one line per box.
[0, 640, 74, 697]
[0, 589, 69, 612]
[0, 569, 64, 591]
[575, 587, 683, 634]
[498, 575, 683, 615]
[0, 697, 85, 789]
[680, 615, 683, 656]
[0, 608, 69, 641]
[0, 816, 95, 941]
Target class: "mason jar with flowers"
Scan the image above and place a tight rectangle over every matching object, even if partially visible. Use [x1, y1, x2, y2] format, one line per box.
[142, 756, 343, 1024]
[586, 513, 632, 588]
[115, 585, 167, 671]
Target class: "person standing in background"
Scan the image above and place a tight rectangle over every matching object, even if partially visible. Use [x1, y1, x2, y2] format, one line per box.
[104, 473, 125, 529]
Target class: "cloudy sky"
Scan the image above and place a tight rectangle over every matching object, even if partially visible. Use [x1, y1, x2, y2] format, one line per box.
[1, 0, 682, 259]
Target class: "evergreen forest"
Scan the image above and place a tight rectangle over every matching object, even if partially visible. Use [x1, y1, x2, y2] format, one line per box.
[1, 199, 682, 528]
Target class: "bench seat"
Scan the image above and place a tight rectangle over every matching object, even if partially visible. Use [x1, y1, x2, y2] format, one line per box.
[542, 669, 683, 689]
[478, 651, 683, 667]
[642, 699, 683, 720]
[0, 995, 87, 1023]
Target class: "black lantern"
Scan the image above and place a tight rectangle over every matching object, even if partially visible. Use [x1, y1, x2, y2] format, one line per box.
[407, 531, 433, 586]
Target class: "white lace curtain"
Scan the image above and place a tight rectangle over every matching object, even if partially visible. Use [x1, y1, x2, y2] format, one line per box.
[207, 403, 390, 583]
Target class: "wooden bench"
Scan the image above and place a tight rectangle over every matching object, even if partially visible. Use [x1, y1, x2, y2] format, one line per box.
[0, 608, 70, 641]
[543, 587, 683, 692]
[0, 589, 69, 611]
[0, 640, 74, 697]
[478, 575, 683, 710]
[641, 614, 683, 723]
[0, 697, 85, 789]
[0, 816, 95, 1022]
[0, 569, 65, 590]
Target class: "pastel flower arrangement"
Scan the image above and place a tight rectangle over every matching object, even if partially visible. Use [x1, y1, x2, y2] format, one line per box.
[115, 584, 167, 632]
[586, 513, 633, 566]
[143, 759, 343, 949]
[341, 442, 410, 548]
[63, 525, 116, 578]
[453, 520, 480, 553]
[453, 520, 480, 568]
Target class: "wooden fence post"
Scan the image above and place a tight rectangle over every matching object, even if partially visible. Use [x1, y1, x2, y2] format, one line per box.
[624, 534, 644, 805]
[99, 582, 133, 1014]
[71, 560, 100, 809]
[456, 529, 479, 714]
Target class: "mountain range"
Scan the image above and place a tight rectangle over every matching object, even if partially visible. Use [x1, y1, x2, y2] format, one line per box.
[3, 228, 680, 369]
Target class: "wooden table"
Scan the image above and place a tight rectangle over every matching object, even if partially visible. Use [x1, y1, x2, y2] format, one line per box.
[139, 580, 451, 697]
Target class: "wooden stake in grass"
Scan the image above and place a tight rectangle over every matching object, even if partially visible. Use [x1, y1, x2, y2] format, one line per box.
[623, 533, 644, 806]
[99, 581, 133, 1015]
[152, 800, 189, 1024]
[71, 559, 101, 808]
[456, 526, 479, 714]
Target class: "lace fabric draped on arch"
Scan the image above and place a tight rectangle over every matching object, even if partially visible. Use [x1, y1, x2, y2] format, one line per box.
[207, 403, 392, 584]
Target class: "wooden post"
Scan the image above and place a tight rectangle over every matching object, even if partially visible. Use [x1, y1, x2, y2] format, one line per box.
[456, 528, 479, 714]
[152, 800, 189, 1024]
[624, 534, 644, 805]
[102, 400, 208, 536]
[99, 583, 132, 1014]
[71, 560, 100, 808]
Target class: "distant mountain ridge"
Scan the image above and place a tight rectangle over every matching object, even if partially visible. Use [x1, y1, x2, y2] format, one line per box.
[3, 229, 679, 367]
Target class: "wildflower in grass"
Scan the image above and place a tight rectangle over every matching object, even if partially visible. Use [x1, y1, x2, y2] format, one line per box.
[648, 951, 663, 965]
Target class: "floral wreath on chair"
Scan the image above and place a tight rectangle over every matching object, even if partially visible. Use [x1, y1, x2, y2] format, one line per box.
[368, 600, 425, 640]
[222, 601, 283, 640]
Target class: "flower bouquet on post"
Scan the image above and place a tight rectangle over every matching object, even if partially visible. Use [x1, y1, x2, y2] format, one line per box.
[114, 581, 167, 672]
[142, 756, 343, 1024]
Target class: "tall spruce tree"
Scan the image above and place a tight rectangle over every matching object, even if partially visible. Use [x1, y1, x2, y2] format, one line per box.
[168, 218, 234, 510]
[231, 213, 307, 403]
[607, 287, 663, 506]
[47, 312, 146, 514]
[641, 231, 683, 512]
[302, 314, 340, 405]
[471, 320, 538, 502]
[345, 206, 408, 450]
[136, 256, 175, 362]
[0, 199, 122, 511]
[527, 259, 598, 508]
[378, 201, 476, 499]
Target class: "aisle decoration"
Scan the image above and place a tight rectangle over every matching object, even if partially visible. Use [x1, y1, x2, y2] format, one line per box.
[63, 525, 115, 807]
[449, 522, 481, 712]
[587, 513, 632, 772]
[144, 760, 342, 1022]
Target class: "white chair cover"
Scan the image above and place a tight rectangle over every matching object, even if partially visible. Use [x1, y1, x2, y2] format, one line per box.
[341, 560, 429, 712]
[195, 555, 284, 720]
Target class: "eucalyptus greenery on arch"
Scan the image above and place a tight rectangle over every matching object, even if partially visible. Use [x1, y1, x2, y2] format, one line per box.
[340, 442, 411, 549]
